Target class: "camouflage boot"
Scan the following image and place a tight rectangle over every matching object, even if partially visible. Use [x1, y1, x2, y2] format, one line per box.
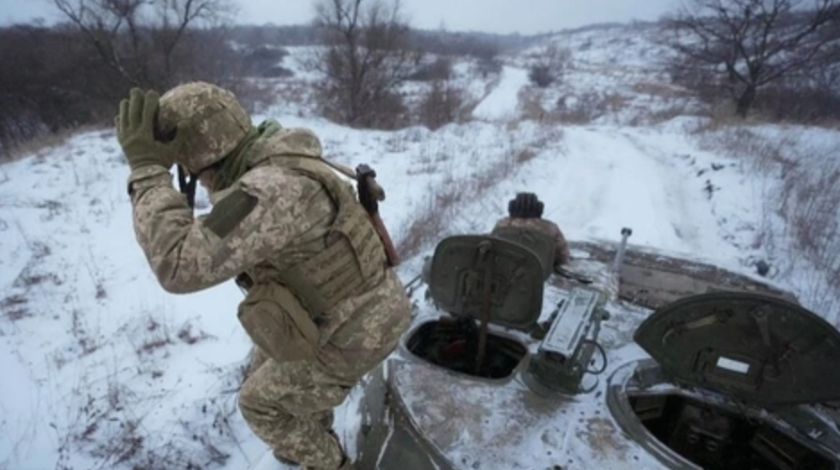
[272, 451, 301, 468]
[336, 455, 355, 470]
[309, 430, 354, 470]
[330, 429, 356, 470]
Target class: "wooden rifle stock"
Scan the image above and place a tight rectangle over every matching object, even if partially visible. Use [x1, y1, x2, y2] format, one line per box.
[356, 166, 400, 267]
[366, 191, 400, 267]
[317, 158, 400, 267]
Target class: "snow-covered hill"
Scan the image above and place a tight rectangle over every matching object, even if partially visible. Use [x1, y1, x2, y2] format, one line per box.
[2, 22, 839, 470]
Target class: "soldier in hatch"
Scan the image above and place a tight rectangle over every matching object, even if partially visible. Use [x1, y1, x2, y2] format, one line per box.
[493, 192, 570, 267]
[115, 83, 411, 470]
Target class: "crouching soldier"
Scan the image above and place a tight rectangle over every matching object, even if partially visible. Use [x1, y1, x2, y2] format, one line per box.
[116, 82, 411, 469]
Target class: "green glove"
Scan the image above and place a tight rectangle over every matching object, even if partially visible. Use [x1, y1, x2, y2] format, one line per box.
[116, 88, 186, 172]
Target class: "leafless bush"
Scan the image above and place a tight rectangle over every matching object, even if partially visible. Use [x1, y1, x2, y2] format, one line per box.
[528, 44, 572, 88]
[418, 80, 467, 130]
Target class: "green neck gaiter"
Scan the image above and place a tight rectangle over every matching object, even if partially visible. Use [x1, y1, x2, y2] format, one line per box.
[212, 127, 259, 192]
[212, 119, 284, 191]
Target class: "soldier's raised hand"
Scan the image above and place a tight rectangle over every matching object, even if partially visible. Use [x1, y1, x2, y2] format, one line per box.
[116, 88, 186, 172]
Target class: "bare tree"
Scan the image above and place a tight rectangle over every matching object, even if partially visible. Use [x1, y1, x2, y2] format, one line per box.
[52, 0, 237, 90]
[665, 0, 840, 117]
[310, 0, 422, 128]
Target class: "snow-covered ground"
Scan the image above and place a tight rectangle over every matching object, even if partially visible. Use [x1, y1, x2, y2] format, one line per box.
[471, 66, 530, 121]
[2, 22, 839, 470]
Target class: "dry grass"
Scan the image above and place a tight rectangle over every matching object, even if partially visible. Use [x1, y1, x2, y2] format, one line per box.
[626, 99, 694, 127]
[136, 315, 175, 356]
[70, 308, 100, 357]
[517, 87, 632, 126]
[57, 373, 236, 470]
[1, 294, 30, 322]
[553, 92, 630, 124]
[695, 125, 840, 322]
[695, 126, 797, 175]
[177, 321, 215, 345]
[49, 311, 240, 469]
[395, 134, 541, 259]
[2, 124, 107, 163]
[517, 88, 550, 123]
[631, 81, 693, 99]
[2, 230, 61, 323]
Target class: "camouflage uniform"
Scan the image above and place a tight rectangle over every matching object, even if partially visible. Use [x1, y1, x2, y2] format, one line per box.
[493, 216, 571, 266]
[122, 82, 411, 469]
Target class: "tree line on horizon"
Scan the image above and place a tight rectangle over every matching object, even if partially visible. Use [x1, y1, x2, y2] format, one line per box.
[1, 0, 839, 157]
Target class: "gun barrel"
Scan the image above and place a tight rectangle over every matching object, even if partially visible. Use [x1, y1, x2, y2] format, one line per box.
[611, 227, 633, 273]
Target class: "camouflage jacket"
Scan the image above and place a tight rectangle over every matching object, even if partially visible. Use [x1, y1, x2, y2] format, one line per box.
[492, 216, 570, 265]
[126, 127, 411, 373]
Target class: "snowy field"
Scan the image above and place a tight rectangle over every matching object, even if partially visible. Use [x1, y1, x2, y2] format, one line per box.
[2, 22, 839, 470]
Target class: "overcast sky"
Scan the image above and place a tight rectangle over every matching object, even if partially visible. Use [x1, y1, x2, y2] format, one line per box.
[2, 0, 679, 34]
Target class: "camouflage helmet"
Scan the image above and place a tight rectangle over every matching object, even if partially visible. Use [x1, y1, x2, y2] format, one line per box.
[157, 81, 253, 174]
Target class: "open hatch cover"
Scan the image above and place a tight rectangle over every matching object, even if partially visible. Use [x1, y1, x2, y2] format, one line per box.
[428, 235, 544, 332]
[634, 291, 840, 407]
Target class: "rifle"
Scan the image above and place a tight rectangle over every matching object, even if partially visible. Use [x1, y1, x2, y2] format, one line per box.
[177, 165, 198, 210]
[318, 159, 400, 267]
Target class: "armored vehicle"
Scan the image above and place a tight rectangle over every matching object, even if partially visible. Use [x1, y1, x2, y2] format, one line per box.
[249, 226, 840, 470]
[343, 227, 840, 470]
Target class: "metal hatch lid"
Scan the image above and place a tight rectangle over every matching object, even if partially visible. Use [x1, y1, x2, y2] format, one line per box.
[427, 235, 544, 332]
[633, 291, 840, 407]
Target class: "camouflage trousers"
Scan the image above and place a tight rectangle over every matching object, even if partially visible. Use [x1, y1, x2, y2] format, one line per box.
[239, 347, 351, 469]
[238, 268, 412, 469]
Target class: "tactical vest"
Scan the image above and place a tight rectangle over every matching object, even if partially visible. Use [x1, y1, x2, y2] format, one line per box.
[235, 150, 387, 363]
[251, 153, 386, 301]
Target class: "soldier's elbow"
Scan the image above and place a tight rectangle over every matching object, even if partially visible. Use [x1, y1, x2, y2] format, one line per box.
[159, 277, 190, 294]
[156, 271, 202, 295]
